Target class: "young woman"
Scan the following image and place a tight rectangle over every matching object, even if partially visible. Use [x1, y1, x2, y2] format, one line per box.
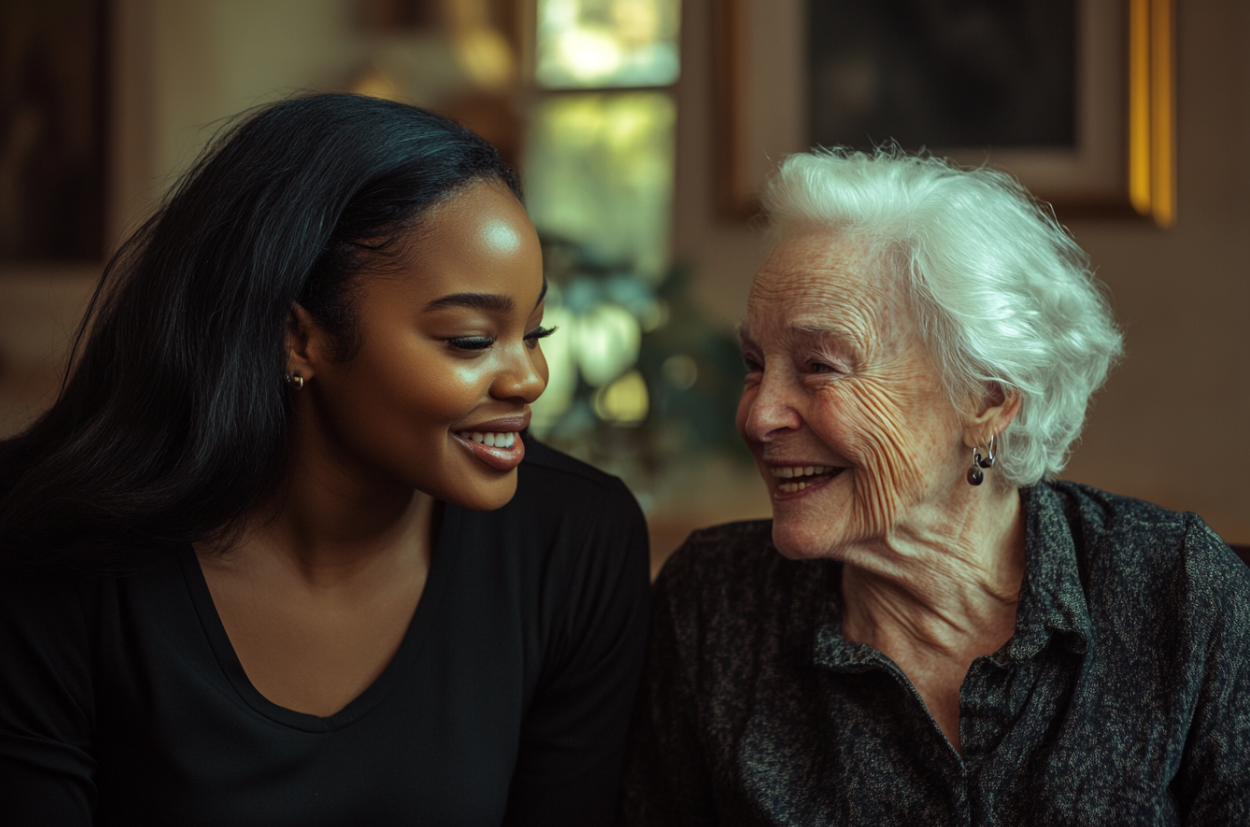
[0, 94, 650, 826]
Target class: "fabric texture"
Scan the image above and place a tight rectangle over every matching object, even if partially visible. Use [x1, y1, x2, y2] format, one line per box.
[619, 480, 1250, 826]
[0, 439, 651, 827]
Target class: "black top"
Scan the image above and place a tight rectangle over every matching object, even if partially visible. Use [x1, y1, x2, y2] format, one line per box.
[620, 481, 1250, 825]
[0, 440, 650, 826]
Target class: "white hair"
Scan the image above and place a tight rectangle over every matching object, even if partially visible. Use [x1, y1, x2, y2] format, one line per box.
[761, 148, 1124, 487]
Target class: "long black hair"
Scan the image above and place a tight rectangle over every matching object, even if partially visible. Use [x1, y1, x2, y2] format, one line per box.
[0, 94, 521, 572]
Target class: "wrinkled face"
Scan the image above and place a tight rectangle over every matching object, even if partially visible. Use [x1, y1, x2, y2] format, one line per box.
[736, 226, 970, 559]
[303, 180, 550, 511]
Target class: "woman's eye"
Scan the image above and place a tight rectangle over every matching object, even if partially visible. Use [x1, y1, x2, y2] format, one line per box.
[446, 336, 495, 351]
[742, 355, 763, 373]
[808, 361, 840, 374]
[524, 325, 558, 345]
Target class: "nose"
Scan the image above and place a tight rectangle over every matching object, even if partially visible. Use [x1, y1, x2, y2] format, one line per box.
[738, 368, 802, 443]
[492, 344, 548, 404]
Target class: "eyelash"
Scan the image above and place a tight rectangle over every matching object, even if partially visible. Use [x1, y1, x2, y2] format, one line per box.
[445, 326, 558, 352]
[739, 354, 844, 376]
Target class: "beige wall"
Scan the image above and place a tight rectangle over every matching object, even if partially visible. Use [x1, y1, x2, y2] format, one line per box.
[1, 0, 1247, 547]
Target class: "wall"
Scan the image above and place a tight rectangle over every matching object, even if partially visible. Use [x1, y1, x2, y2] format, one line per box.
[1, 0, 1247, 552]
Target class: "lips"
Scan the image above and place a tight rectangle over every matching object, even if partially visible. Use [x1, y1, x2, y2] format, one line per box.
[453, 414, 529, 472]
[767, 464, 847, 496]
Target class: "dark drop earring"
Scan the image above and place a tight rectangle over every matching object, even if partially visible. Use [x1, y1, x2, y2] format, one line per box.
[966, 435, 996, 486]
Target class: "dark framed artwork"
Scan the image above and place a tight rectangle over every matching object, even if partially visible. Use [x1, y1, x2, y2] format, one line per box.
[715, 0, 1175, 226]
[0, 0, 110, 262]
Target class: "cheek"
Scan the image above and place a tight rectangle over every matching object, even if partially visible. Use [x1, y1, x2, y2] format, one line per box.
[814, 380, 953, 525]
[342, 349, 486, 439]
[812, 381, 907, 455]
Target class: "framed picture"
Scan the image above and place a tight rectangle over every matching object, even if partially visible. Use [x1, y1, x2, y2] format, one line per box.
[0, 0, 110, 262]
[715, 0, 1175, 227]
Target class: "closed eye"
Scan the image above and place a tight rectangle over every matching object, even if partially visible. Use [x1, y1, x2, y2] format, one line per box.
[446, 336, 494, 351]
[524, 325, 558, 343]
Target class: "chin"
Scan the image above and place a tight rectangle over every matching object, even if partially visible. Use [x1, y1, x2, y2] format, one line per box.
[446, 474, 519, 512]
[769, 517, 847, 561]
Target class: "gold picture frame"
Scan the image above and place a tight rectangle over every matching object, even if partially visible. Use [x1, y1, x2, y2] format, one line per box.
[715, 0, 1175, 227]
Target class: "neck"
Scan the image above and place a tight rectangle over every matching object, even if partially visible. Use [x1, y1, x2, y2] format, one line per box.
[201, 424, 436, 588]
[840, 483, 1026, 660]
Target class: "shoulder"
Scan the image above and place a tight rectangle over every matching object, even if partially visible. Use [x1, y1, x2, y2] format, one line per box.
[0, 568, 102, 635]
[654, 519, 837, 645]
[515, 437, 639, 515]
[0, 569, 110, 740]
[503, 438, 649, 585]
[1042, 480, 1202, 541]
[1041, 479, 1238, 567]
[1040, 479, 1250, 626]
[657, 519, 779, 592]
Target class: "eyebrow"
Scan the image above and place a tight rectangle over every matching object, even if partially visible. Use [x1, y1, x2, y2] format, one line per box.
[789, 320, 858, 340]
[737, 319, 863, 347]
[424, 279, 549, 314]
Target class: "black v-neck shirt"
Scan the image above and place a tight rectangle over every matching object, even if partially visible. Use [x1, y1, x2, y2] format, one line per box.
[0, 440, 650, 826]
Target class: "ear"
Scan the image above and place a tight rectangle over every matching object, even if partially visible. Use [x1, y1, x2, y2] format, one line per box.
[961, 383, 1021, 449]
[285, 303, 327, 381]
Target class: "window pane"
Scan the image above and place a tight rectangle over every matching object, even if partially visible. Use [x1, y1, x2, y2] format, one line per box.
[523, 92, 675, 280]
[535, 0, 680, 89]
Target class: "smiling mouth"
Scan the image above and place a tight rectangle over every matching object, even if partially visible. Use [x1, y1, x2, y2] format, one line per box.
[453, 429, 525, 472]
[769, 465, 845, 494]
[458, 431, 517, 449]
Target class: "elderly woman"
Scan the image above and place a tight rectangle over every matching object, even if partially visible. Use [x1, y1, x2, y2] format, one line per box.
[620, 150, 1250, 824]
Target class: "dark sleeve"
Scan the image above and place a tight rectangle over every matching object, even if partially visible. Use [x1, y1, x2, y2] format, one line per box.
[502, 478, 652, 827]
[1169, 519, 1250, 824]
[618, 548, 719, 827]
[0, 573, 97, 824]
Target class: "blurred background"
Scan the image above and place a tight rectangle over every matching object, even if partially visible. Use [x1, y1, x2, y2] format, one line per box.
[1, 0, 1248, 575]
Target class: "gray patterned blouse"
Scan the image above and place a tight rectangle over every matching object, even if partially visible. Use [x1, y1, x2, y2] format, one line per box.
[619, 481, 1250, 825]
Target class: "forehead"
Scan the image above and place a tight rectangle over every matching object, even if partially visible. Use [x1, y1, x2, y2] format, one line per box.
[416, 183, 537, 280]
[747, 226, 905, 331]
[361, 181, 542, 302]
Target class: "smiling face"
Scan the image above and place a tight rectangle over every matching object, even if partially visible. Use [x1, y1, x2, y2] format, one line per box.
[736, 226, 973, 560]
[291, 180, 550, 512]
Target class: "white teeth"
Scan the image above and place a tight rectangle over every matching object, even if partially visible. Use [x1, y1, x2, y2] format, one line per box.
[777, 480, 809, 494]
[770, 465, 834, 478]
[463, 431, 517, 449]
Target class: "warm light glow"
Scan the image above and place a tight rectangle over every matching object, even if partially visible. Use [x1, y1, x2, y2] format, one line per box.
[529, 305, 577, 434]
[1128, 0, 1176, 228]
[452, 27, 516, 92]
[555, 28, 624, 81]
[536, 0, 681, 89]
[574, 303, 642, 387]
[661, 354, 698, 390]
[349, 65, 405, 102]
[593, 369, 649, 425]
[524, 93, 676, 279]
[1128, 0, 1151, 217]
[1150, 0, 1176, 227]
